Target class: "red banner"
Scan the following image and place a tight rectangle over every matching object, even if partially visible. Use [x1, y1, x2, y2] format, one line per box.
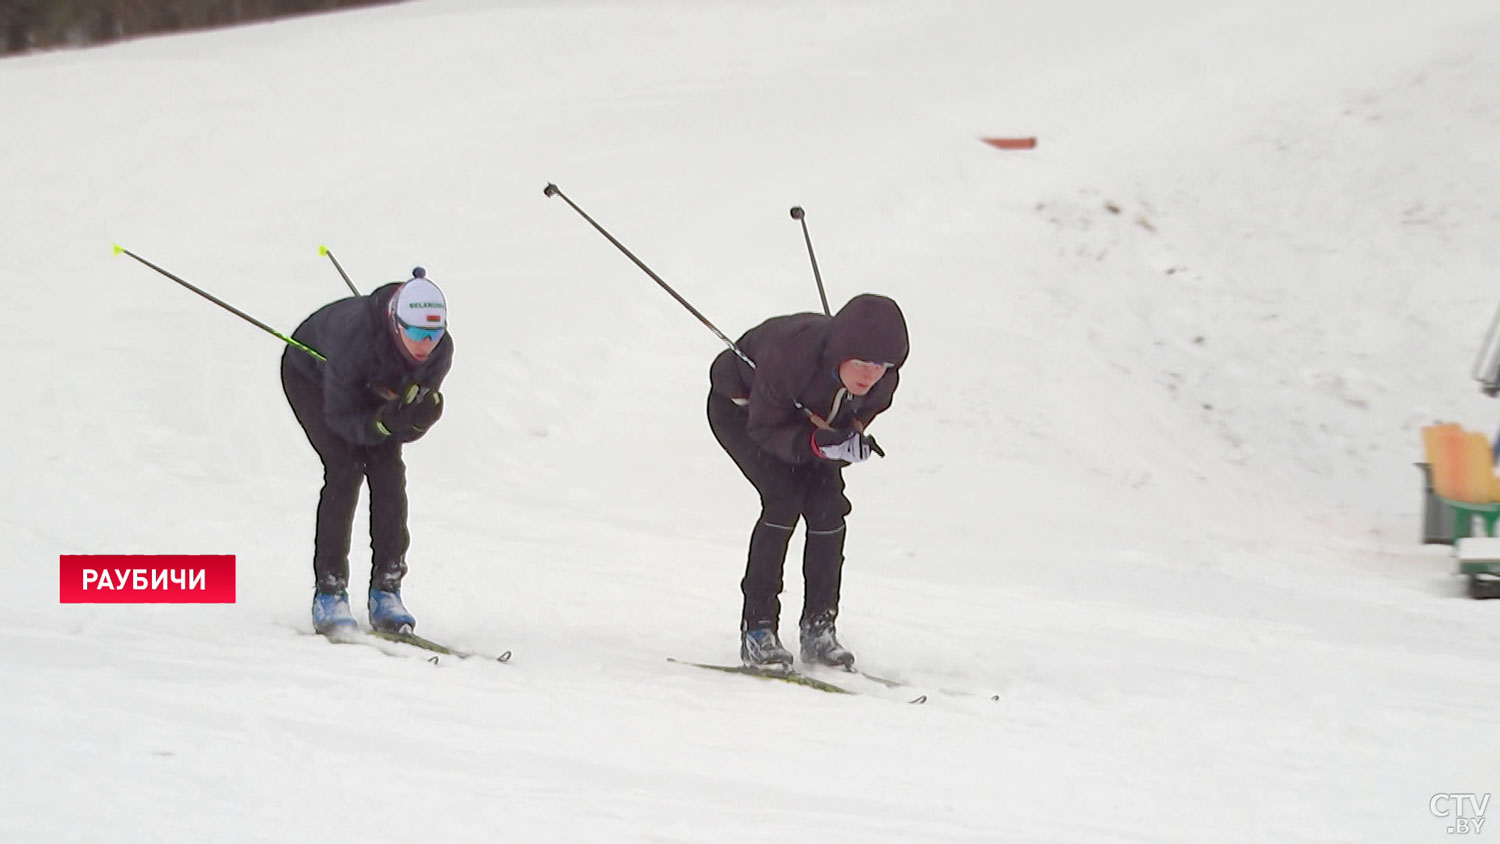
[60, 555, 236, 603]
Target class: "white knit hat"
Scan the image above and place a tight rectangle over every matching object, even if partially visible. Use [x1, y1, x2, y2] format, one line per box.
[390, 267, 446, 329]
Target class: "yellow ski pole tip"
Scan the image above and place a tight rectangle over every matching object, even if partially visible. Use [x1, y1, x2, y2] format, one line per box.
[112, 244, 124, 255]
[318, 245, 328, 256]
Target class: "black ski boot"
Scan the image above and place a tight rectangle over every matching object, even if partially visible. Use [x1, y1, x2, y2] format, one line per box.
[799, 610, 854, 668]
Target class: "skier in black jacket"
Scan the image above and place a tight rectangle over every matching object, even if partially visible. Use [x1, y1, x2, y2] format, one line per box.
[707, 293, 909, 668]
[281, 268, 453, 636]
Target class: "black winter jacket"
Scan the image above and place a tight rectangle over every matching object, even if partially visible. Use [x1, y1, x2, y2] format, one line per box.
[285, 282, 454, 447]
[709, 294, 908, 464]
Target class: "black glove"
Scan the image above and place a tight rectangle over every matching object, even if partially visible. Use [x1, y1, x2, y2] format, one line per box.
[812, 428, 872, 463]
[407, 390, 443, 430]
[376, 390, 443, 437]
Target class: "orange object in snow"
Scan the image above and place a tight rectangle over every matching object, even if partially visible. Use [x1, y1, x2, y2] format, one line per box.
[981, 137, 1037, 150]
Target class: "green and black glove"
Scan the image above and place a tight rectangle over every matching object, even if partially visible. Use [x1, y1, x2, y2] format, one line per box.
[375, 389, 443, 437]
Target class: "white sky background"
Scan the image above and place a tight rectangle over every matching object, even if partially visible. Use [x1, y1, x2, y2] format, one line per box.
[3, 1, 1500, 841]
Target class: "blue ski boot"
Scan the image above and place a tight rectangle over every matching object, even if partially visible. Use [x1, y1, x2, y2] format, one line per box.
[368, 589, 416, 634]
[312, 590, 358, 636]
[740, 622, 793, 668]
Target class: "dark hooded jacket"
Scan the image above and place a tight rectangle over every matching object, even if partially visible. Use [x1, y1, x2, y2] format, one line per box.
[709, 293, 908, 464]
[284, 282, 454, 447]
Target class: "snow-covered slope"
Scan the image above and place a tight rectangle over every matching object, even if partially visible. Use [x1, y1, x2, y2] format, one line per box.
[5, 2, 1500, 841]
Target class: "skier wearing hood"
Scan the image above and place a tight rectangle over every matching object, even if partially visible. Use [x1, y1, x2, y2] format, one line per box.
[707, 293, 909, 669]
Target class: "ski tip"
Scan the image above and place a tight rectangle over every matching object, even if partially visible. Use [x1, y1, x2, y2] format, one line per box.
[427, 655, 439, 665]
[496, 650, 512, 663]
[909, 695, 928, 705]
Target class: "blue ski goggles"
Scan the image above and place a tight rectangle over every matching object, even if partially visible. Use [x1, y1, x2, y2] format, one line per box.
[397, 317, 445, 343]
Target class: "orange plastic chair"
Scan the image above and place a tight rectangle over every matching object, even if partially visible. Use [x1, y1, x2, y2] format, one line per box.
[1421, 423, 1500, 539]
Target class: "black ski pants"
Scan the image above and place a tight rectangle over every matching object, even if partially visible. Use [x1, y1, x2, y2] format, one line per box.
[707, 392, 851, 629]
[281, 354, 409, 594]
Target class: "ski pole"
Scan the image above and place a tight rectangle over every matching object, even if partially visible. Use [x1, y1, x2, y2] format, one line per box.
[788, 206, 883, 455]
[319, 245, 360, 296]
[113, 245, 326, 362]
[543, 184, 882, 457]
[543, 182, 756, 370]
[789, 206, 831, 316]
